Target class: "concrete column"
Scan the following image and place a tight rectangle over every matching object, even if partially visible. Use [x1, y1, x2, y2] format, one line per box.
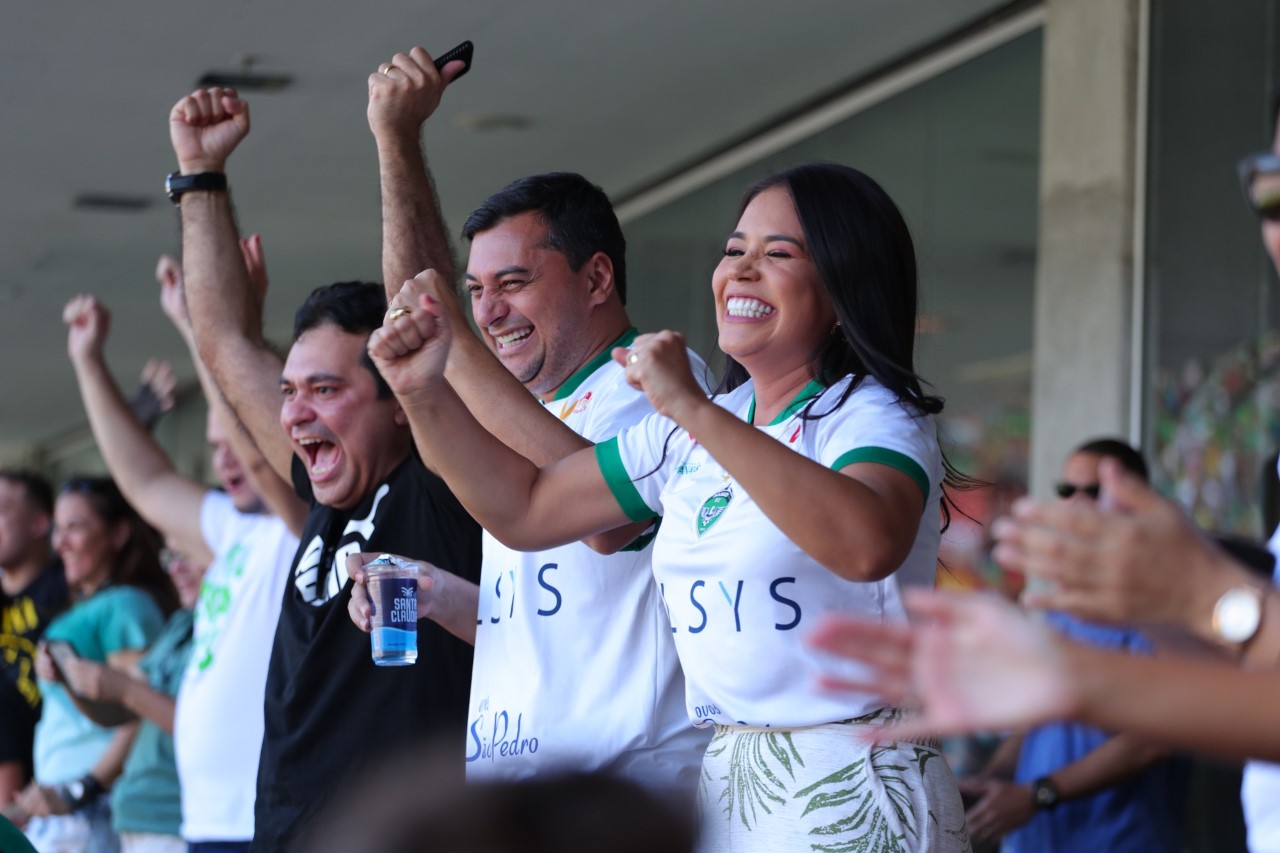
[1030, 0, 1144, 494]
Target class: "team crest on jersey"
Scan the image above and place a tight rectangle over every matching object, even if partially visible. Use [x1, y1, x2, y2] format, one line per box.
[558, 391, 592, 420]
[696, 484, 734, 537]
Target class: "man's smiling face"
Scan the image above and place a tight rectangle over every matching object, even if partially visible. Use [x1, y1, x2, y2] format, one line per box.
[465, 212, 599, 397]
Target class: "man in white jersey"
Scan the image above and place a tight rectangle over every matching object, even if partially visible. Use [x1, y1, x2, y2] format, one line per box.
[348, 46, 708, 788]
[64, 255, 304, 853]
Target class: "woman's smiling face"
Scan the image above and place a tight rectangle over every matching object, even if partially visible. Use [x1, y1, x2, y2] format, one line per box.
[52, 492, 120, 594]
[712, 186, 836, 372]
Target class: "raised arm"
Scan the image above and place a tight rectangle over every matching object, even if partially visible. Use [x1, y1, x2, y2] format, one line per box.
[63, 295, 211, 564]
[368, 46, 465, 301]
[367, 295, 628, 550]
[368, 51, 613, 475]
[993, 460, 1280, 668]
[157, 250, 308, 536]
[169, 88, 294, 483]
[368, 45, 652, 550]
[808, 589, 1280, 763]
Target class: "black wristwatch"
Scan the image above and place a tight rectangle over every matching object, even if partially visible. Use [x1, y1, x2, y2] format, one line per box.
[1030, 776, 1061, 810]
[58, 773, 106, 812]
[165, 171, 227, 203]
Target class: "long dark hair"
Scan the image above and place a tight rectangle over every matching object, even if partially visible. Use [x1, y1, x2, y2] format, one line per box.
[716, 163, 978, 525]
[59, 476, 178, 616]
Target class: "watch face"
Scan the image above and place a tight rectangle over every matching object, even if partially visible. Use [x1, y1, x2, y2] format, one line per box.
[1032, 780, 1059, 808]
[1215, 587, 1262, 644]
[67, 781, 85, 801]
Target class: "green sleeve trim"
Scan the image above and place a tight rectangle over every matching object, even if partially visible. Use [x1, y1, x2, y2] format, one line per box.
[831, 447, 930, 503]
[619, 517, 661, 552]
[595, 437, 656, 523]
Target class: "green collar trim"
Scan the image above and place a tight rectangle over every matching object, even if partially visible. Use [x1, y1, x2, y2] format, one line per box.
[549, 328, 640, 402]
[746, 377, 828, 426]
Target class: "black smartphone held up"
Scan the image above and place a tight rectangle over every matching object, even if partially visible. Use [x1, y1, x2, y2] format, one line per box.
[434, 41, 474, 81]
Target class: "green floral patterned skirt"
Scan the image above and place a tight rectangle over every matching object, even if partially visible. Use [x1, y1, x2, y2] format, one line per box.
[697, 710, 971, 852]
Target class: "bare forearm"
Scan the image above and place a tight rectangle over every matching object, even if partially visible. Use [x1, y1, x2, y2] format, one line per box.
[1071, 643, 1280, 761]
[118, 679, 176, 734]
[186, 330, 307, 536]
[678, 402, 918, 580]
[91, 723, 138, 788]
[446, 334, 594, 465]
[981, 732, 1026, 779]
[70, 355, 206, 555]
[428, 571, 480, 645]
[0, 763, 23, 806]
[181, 191, 259, 351]
[379, 135, 457, 300]
[399, 383, 623, 550]
[180, 191, 293, 479]
[1047, 734, 1170, 801]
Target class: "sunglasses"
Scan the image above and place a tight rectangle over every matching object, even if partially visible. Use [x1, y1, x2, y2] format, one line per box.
[1055, 482, 1101, 500]
[1237, 152, 1280, 221]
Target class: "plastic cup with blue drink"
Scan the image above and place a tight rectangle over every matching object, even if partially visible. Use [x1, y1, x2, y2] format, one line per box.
[365, 554, 419, 666]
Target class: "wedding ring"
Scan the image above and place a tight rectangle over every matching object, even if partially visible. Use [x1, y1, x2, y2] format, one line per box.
[381, 65, 395, 76]
[388, 307, 412, 320]
[627, 351, 640, 365]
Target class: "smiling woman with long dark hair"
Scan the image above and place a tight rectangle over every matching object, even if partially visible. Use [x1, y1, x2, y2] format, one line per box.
[13, 477, 174, 850]
[365, 162, 970, 851]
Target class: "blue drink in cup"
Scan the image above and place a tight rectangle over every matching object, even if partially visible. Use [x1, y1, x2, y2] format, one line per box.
[365, 554, 418, 666]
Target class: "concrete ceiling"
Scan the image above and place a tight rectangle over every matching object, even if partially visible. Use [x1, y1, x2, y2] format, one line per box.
[0, 0, 1020, 462]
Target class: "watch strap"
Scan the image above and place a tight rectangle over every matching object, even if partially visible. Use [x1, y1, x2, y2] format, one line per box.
[166, 171, 227, 203]
[59, 773, 106, 812]
[1030, 776, 1061, 810]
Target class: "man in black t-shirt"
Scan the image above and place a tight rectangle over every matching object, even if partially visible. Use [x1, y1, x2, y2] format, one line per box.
[168, 90, 482, 850]
[0, 471, 68, 806]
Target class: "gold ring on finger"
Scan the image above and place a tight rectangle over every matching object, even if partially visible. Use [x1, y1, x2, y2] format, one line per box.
[627, 351, 640, 365]
[388, 307, 412, 320]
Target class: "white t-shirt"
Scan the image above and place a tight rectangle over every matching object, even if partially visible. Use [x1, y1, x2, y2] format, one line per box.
[466, 333, 710, 790]
[174, 491, 297, 842]
[597, 375, 941, 728]
[1243, 522, 1280, 852]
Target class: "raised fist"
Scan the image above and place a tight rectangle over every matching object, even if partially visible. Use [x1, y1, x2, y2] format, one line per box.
[156, 254, 188, 333]
[367, 46, 466, 140]
[367, 273, 455, 400]
[63, 294, 111, 364]
[169, 87, 250, 174]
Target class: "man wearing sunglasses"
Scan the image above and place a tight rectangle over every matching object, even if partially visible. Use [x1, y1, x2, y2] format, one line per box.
[956, 439, 1185, 852]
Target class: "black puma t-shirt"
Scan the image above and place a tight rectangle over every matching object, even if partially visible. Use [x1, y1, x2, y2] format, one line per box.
[252, 455, 481, 851]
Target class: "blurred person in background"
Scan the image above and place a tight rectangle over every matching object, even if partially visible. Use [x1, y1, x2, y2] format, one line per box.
[55, 542, 206, 853]
[63, 250, 305, 852]
[11, 477, 176, 852]
[958, 438, 1184, 852]
[0, 471, 68, 808]
[808, 92, 1280, 853]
